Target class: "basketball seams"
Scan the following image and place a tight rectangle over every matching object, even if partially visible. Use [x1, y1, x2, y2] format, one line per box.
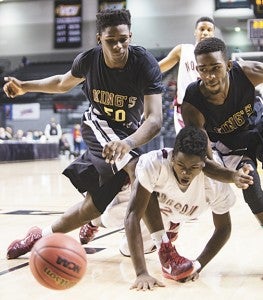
[36, 245, 87, 263]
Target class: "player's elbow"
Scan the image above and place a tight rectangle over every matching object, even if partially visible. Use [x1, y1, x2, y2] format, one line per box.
[152, 115, 163, 135]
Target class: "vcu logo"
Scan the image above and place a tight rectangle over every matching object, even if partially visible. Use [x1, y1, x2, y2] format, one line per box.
[56, 256, 81, 273]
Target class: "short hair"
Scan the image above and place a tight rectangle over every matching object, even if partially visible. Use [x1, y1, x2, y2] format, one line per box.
[96, 9, 131, 34]
[195, 16, 215, 28]
[173, 126, 207, 160]
[194, 37, 228, 60]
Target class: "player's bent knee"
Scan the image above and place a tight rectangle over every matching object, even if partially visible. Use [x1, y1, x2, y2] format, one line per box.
[81, 195, 102, 220]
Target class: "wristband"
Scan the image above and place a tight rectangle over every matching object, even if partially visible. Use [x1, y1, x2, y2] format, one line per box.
[193, 260, 201, 271]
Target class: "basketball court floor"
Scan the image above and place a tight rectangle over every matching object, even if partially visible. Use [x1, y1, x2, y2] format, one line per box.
[0, 157, 262, 300]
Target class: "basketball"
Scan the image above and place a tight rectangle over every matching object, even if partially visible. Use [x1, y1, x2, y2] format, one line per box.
[29, 233, 87, 290]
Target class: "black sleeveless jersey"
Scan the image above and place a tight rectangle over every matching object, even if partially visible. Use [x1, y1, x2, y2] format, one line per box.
[71, 45, 164, 131]
[183, 61, 256, 146]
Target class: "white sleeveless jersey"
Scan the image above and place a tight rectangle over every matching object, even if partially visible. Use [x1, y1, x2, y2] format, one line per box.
[135, 148, 236, 223]
[177, 44, 199, 105]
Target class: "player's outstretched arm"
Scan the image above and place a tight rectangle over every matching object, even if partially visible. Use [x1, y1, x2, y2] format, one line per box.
[204, 159, 253, 189]
[3, 71, 84, 98]
[124, 180, 165, 291]
[158, 44, 181, 73]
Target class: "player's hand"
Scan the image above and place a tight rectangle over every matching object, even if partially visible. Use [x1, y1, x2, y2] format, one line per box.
[102, 140, 131, 164]
[177, 260, 201, 283]
[130, 274, 165, 291]
[177, 272, 199, 283]
[233, 163, 254, 189]
[3, 76, 26, 98]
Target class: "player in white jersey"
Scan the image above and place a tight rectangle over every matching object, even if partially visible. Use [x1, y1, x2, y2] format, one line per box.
[159, 17, 215, 134]
[124, 126, 253, 290]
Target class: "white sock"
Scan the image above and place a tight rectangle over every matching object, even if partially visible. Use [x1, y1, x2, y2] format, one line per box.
[42, 225, 53, 237]
[151, 230, 169, 250]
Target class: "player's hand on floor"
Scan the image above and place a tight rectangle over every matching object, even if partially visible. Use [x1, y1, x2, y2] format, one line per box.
[130, 274, 165, 291]
[102, 140, 130, 164]
[177, 260, 201, 283]
[234, 163, 254, 189]
[177, 271, 199, 283]
[3, 77, 26, 98]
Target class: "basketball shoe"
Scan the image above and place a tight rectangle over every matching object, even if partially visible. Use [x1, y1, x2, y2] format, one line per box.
[79, 222, 99, 245]
[6, 226, 42, 259]
[158, 241, 194, 281]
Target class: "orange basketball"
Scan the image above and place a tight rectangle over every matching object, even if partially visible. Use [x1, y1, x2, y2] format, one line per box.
[29, 233, 87, 290]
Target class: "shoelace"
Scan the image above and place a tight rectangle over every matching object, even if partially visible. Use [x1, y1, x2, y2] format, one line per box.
[163, 243, 189, 265]
[22, 232, 41, 251]
[169, 248, 189, 265]
[80, 224, 97, 237]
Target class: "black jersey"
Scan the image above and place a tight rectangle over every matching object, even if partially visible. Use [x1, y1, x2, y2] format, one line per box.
[71, 45, 164, 132]
[183, 61, 256, 148]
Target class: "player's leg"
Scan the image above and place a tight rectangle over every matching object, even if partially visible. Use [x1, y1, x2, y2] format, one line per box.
[79, 183, 131, 245]
[6, 169, 127, 259]
[238, 158, 263, 226]
[142, 193, 196, 281]
[6, 194, 99, 260]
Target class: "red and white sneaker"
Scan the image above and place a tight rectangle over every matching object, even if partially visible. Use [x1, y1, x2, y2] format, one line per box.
[79, 222, 99, 245]
[6, 226, 42, 259]
[158, 241, 194, 281]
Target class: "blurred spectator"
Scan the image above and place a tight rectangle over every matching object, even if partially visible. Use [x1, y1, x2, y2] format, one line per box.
[32, 130, 41, 141]
[25, 130, 33, 142]
[0, 127, 8, 140]
[44, 118, 62, 144]
[20, 56, 29, 67]
[38, 131, 47, 143]
[5, 126, 13, 139]
[73, 123, 82, 155]
[59, 133, 71, 155]
[14, 129, 25, 141]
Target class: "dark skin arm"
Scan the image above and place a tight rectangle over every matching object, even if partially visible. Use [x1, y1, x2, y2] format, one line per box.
[238, 60, 263, 87]
[124, 179, 165, 291]
[204, 159, 253, 189]
[178, 211, 232, 283]
[196, 211, 231, 270]
[182, 102, 254, 188]
[102, 93, 163, 164]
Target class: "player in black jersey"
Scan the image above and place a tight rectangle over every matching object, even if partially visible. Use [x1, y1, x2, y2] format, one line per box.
[4, 9, 164, 259]
[182, 37, 263, 226]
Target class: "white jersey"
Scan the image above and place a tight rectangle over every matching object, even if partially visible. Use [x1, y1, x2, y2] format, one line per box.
[135, 148, 236, 223]
[177, 44, 199, 105]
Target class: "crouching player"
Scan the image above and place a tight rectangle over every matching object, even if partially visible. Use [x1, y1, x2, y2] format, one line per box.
[124, 126, 253, 290]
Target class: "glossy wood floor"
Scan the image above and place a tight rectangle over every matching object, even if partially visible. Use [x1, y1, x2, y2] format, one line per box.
[0, 157, 262, 300]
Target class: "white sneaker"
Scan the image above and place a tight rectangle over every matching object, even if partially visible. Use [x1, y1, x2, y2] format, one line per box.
[119, 234, 156, 257]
